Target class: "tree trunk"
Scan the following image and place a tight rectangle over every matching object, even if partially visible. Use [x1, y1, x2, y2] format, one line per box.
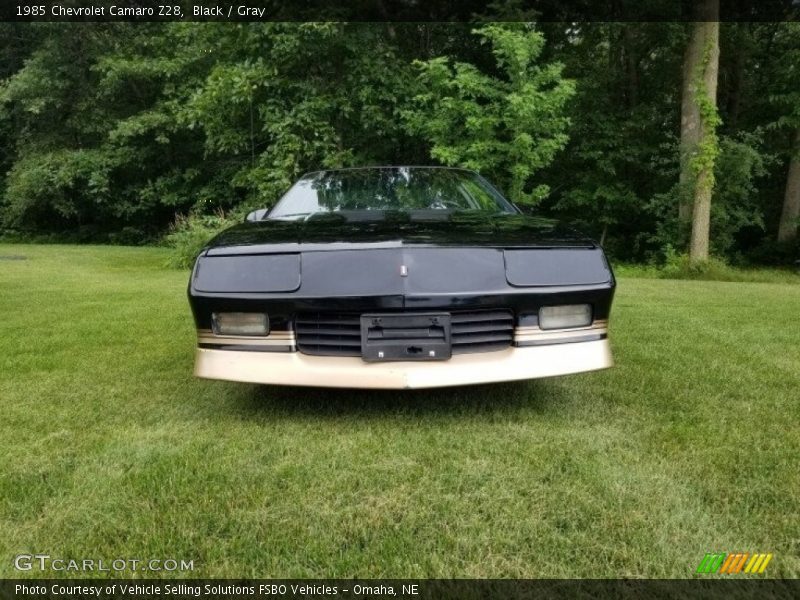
[679, 0, 720, 262]
[679, 0, 719, 222]
[679, 29, 704, 221]
[778, 128, 800, 243]
[689, 163, 715, 259]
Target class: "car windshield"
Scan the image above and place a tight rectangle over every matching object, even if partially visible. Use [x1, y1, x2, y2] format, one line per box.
[267, 167, 516, 220]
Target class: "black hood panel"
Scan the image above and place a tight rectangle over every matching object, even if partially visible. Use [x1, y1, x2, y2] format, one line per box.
[192, 247, 612, 298]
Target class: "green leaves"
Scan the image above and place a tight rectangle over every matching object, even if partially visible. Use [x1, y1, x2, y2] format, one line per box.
[4, 149, 115, 226]
[0, 22, 574, 237]
[405, 24, 575, 205]
[0, 20, 794, 264]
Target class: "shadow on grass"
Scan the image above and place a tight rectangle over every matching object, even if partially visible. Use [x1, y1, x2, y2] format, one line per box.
[233, 378, 571, 422]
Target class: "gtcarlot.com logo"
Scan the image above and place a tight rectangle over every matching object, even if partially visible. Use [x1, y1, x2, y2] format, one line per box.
[14, 554, 195, 573]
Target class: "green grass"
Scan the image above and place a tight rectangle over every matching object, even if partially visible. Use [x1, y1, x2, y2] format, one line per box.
[614, 261, 800, 284]
[1, 244, 798, 579]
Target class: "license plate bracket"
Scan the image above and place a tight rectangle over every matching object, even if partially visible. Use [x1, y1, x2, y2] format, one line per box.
[361, 313, 451, 362]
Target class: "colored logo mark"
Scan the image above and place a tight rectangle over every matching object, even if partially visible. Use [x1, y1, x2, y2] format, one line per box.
[696, 553, 772, 574]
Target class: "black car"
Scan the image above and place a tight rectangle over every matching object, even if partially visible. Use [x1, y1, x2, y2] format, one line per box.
[188, 166, 614, 388]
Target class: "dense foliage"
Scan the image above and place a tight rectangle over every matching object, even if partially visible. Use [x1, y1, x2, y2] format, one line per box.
[0, 21, 798, 264]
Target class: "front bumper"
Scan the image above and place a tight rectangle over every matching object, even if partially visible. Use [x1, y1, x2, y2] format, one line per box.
[194, 338, 612, 389]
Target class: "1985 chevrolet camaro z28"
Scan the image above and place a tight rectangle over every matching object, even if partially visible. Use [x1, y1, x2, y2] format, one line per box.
[188, 167, 615, 389]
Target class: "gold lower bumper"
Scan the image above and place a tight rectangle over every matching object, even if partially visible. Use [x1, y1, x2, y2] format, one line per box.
[194, 339, 613, 389]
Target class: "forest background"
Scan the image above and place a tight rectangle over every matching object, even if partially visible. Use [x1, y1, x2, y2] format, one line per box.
[1, 12, 798, 267]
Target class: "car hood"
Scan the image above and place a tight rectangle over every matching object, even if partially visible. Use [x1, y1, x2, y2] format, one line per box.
[205, 213, 596, 253]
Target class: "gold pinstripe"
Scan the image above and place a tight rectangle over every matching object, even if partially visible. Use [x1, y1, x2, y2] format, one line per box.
[515, 319, 608, 334]
[515, 319, 608, 344]
[197, 329, 295, 347]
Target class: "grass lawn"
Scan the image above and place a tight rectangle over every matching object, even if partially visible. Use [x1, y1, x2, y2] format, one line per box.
[1, 243, 798, 579]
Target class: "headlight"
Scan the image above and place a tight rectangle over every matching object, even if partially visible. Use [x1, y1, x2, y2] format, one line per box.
[212, 312, 269, 336]
[538, 304, 592, 330]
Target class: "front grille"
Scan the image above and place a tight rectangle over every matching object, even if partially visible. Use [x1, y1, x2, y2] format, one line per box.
[295, 309, 514, 357]
[295, 313, 362, 356]
[451, 310, 514, 354]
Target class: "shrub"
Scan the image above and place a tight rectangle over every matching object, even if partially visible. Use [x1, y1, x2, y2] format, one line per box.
[661, 252, 733, 280]
[613, 247, 800, 284]
[164, 211, 235, 269]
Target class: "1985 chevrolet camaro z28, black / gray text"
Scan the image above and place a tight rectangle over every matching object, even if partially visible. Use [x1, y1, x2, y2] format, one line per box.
[188, 167, 615, 389]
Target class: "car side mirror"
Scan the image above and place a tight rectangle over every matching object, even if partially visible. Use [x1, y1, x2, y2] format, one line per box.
[245, 208, 269, 222]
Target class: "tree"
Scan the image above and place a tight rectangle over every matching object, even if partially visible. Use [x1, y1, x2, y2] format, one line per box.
[0, 19, 795, 264]
[0, 23, 420, 235]
[0, 25, 120, 232]
[537, 22, 685, 259]
[679, 0, 721, 262]
[778, 130, 800, 242]
[181, 23, 419, 210]
[771, 24, 800, 243]
[404, 24, 575, 205]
